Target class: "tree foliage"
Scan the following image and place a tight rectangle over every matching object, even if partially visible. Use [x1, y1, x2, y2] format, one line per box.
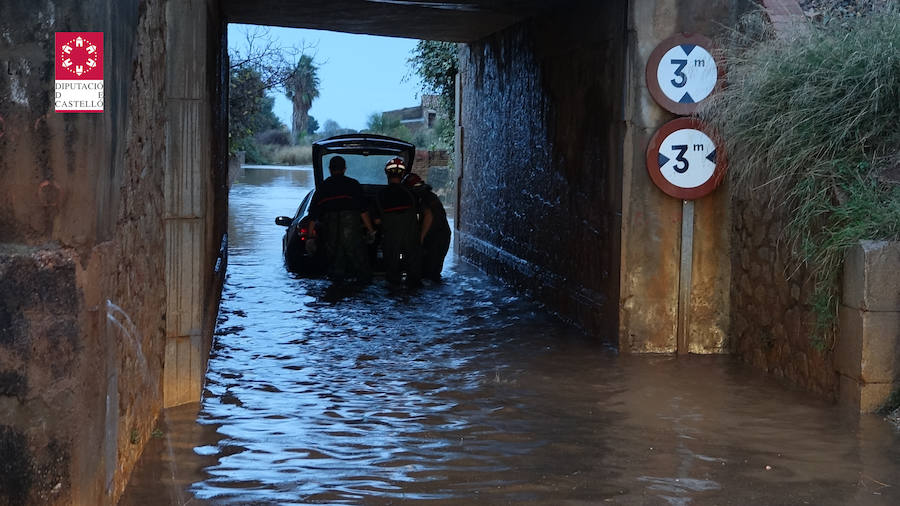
[364, 112, 411, 141]
[230, 26, 303, 91]
[229, 65, 283, 161]
[407, 40, 458, 149]
[228, 26, 320, 156]
[407, 41, 458, 122]
[307, 115, 320, 136]
[320, 119, 356, 138]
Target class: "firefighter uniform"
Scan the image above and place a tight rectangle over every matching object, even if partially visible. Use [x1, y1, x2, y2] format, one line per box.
[309, 173, 371, 282]
[412, 185, 450, 282]
[376, 183, 422, 286]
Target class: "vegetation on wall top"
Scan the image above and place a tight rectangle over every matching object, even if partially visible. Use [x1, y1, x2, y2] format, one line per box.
[701, 7, 900, 347]
[406, 40, 458, 150]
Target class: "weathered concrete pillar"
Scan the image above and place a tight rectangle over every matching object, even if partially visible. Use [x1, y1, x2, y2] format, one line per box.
[163, 0, 219, 407]
[620, 0, 684, 352]
[620, 0, 746, 353]
[836, 241, 900, 412]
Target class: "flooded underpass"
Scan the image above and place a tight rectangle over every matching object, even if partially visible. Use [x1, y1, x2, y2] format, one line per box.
[121, 167, 900, 505]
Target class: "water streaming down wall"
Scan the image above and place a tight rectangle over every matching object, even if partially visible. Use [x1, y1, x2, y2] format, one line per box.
[456, 0, 753, 351]
[457, 1, 627, 342]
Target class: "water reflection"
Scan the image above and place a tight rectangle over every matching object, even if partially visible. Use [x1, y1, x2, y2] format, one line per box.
[121, 167, 900, 505]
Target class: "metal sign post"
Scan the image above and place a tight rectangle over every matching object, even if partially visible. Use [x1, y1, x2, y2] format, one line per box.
[645, 118, 726, 354]
[677, 200, 694, 355]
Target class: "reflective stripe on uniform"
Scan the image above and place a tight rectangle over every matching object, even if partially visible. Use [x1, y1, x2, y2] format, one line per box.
[318, 194, 353, 205]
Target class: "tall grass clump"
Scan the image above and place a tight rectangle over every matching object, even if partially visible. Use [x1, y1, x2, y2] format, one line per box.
[258, 144, 313, 166]
[701, 8, 900, 347]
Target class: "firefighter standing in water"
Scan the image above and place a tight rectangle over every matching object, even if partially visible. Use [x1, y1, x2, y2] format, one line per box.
[376, 157, 422, 286]
[402, 172, 450, 282]
[308, 156, 376, 283]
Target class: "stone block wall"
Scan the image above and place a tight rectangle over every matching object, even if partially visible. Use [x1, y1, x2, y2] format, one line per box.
[411, 149, 450, 177]
[836, 241, 900, 412]
[729, 196, 837, 398]
[412, 149, 453, 211]
[457, 0, 627, 340]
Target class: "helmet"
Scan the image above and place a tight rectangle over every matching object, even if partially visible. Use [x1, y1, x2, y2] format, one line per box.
[402, 173, 424, 188]
[384, 157, 406, 177]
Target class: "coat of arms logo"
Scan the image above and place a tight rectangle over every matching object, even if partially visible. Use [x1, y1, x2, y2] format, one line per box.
[55, 32, 104, 113]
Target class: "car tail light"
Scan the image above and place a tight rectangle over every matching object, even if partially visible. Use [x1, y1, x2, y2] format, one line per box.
[299, 227, 308, 240]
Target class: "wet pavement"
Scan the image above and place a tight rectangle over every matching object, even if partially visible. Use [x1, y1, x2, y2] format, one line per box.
[121, 166, 900, 505]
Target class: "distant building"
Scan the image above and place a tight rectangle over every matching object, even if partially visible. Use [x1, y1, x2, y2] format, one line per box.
[382, 95, 442, 133]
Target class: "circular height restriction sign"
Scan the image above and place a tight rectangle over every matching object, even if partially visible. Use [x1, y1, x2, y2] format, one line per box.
[646, 33, 723, 115]
[646, 117, 726, 200]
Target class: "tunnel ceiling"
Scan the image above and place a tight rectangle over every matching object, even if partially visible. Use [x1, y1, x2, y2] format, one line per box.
[221, 0, 555, 42]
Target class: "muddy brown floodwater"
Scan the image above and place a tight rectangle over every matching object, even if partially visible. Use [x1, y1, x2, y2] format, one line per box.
[121, 166, 900, 505]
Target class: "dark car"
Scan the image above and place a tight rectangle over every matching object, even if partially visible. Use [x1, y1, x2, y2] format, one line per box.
[274, 133, 416, 274]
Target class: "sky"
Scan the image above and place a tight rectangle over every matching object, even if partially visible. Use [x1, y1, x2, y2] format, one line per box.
[227, 24, 425, 132]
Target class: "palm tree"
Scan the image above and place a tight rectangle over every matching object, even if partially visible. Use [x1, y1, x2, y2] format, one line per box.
[285, 55, 320, 140]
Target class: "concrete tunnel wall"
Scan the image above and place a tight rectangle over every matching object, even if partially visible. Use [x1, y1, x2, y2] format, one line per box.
[0, 0, 227, 503]
[457, 0, 627, 341]
[457, 0, 753, 351]
[0, 0, 759, 502]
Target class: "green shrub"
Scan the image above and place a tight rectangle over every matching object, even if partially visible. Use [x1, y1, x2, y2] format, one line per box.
[235, 138, 270, 165]
[701, 8, 900, 346]
[255, 128, 292, 146]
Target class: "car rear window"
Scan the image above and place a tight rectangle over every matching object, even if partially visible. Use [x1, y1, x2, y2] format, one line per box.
[323, 153, 402, 185]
